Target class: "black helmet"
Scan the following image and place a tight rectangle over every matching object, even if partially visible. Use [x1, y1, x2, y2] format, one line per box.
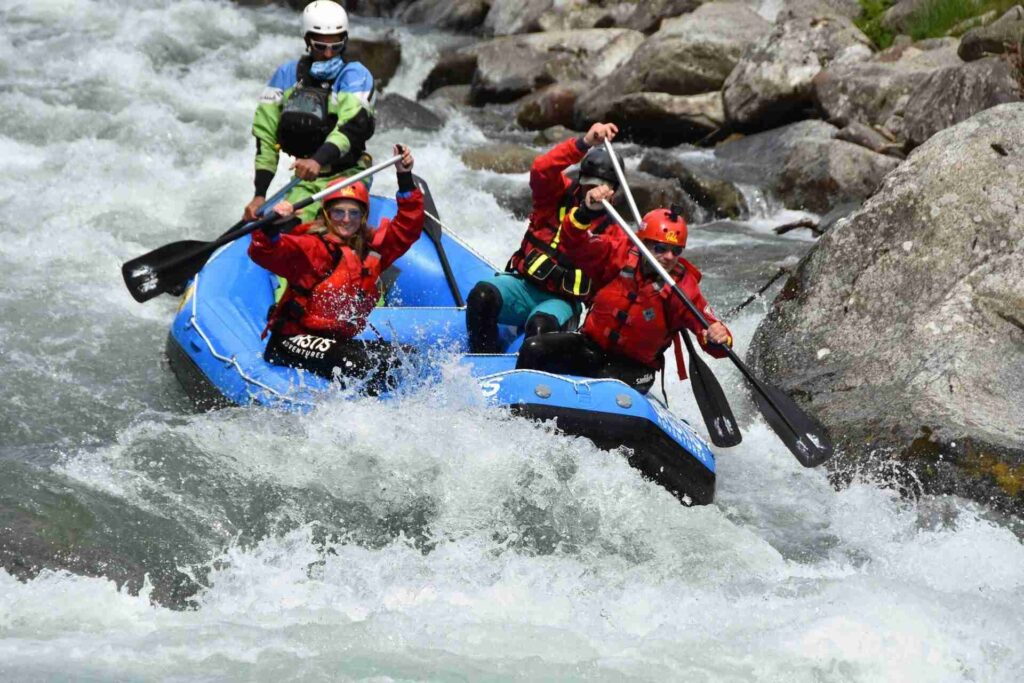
[578, 147, 623, 188]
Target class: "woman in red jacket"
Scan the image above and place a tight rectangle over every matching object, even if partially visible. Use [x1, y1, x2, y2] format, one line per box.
[248, 144, 423, 394]
[516, 186, 732, 394]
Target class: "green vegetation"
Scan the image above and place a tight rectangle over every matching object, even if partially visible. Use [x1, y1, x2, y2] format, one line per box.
[856, 0, 1019, 49]
[907, 0, 1018, 40]
[857, 0, 897, 49]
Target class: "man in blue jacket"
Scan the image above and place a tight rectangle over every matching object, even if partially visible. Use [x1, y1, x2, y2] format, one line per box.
[242, 0, 376, 223]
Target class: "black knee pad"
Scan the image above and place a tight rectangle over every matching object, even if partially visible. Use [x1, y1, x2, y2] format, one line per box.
[467, 281, 503, 353]
[467, 282, 503, 317]
[524, 312, 559, 338]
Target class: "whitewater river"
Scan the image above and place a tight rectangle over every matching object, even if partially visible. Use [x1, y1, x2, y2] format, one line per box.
[2, 1, 1023, 680]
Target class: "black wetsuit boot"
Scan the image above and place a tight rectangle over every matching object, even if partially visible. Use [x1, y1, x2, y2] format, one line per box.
[466, 281, 503, 353]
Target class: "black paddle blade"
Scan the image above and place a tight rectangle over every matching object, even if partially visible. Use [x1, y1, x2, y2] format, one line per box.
[750, 378, 833, 467]
[684, 335, 742, 448]
[121, 239, 211, 303]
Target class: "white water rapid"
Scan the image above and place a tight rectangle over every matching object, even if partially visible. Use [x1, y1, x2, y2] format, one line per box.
[1, 1, 1022, 680]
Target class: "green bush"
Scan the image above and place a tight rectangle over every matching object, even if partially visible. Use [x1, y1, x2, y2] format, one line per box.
[906, 0, 1018, 40]
[857, 0, 1016, 49]
[857, 0, 897, 49]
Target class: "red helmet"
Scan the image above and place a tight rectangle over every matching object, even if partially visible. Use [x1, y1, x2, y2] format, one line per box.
[321, 180, 369, 210]
[636, 207, 687, 247]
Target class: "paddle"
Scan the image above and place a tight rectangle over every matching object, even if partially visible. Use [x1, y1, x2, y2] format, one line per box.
[412, 174, 465, 307]
[602, 199, 832, 467]
[122, 155, 402, 303]
[600, 140, 741, 449]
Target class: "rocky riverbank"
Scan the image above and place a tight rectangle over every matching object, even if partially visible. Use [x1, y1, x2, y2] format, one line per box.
[266, 0, 1024, 514]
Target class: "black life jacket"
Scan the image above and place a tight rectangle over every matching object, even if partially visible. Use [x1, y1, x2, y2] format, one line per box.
[277, 57, 338, 159]
[506, 183, 612, 301]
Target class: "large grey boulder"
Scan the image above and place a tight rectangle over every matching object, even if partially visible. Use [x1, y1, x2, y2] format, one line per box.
[714, 119, 898, 214]
[461, 143, 540, 173]
[574, 91, 725, 146]
[483, 0, 554, 35]
[516, 81, 588, 130]
[470, 29, 644, 105]
[813, 43, 963, 141]
[776, 138, 900, 212]
[723, 6, 872, 129]
[418, 49, 478, 99]
[399, 0, 489, 31]
[959, 5, 1024, 61]
[347, 37, 402, 89]
[768, 0, 863, 21]
[639, 149, 750, 219]
[901, 57, 1021, 147]
[375, 93, 445, 131]
[536, 2, 636, 32]
[535, 0, 701, 34]
[748, 103, 1024, 516]
[575, 3, 771, 106]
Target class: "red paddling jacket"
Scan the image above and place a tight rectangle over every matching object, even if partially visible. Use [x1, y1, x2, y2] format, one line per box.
[248, 188, 424, 338]
[506, 137, 614, 300]
[561, 208, 731, 378]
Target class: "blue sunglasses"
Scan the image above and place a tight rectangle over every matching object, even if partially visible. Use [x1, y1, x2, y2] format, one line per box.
[327, 207, 364, 221]
[651, 243, 683, 256]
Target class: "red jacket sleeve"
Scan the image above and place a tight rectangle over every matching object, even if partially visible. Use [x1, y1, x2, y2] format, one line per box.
[248, 229, 334, 291]
[372, 188, 425, 270]
[530, 137, 588, 216]
[666, 261, 731, 359]
[559, 208, 630, 288]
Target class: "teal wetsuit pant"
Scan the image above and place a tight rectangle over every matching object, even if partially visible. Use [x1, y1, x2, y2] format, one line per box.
[466, 272, 581, 353]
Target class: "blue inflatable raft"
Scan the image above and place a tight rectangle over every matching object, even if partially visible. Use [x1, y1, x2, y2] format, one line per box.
[165, 190, 717, 504]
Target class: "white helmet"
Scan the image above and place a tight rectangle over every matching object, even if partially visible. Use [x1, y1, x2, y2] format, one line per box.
[302, 1, 349, 36]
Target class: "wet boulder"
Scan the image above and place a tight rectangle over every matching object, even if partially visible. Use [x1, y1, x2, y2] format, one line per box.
[424, 84, 472, 108]
[516, 81, 588, 130]
[575, 91, 724, 146]
[619, 168, 702, 219]
[536, 2, 636, 32]
[342, 0, 407, 17]
[714, 118, 898, 214]
[418, 49, 478, 100]
[901, 57, 1021, 147]
[620, 0, 703, 33]
[959, 5, 1024, 61]
[723, 3, 873, 130]
[461, 143, 539, 174]
[748, 103, 1024, 517]
[399, 0, 490, 31]
[776, 138, 900, 213]
[375, 93, 446, 132]
[483, 0, 555, 35]
[532, 125, 576, 145]
[638, 149, 749, 219]
[813, 42, 963, 143]
[347, 37, 402, 89]
[469, 29, 643, 105]
[576, 3, 771, 109]
[835, 121, 906, 157]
